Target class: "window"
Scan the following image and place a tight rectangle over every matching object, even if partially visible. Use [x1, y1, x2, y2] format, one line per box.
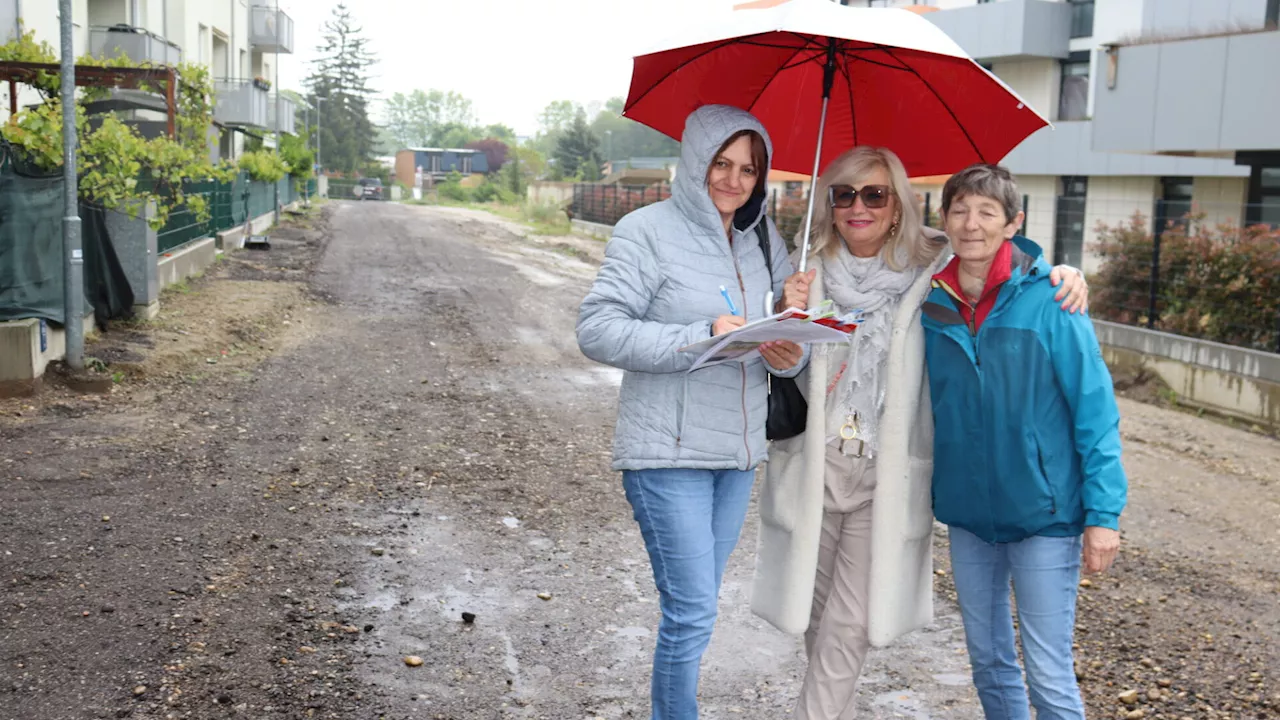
[1156, 177, 1194, 237]
[430, 154, 440, 173]
[1069, 0, 1095, 38]
[1058, 51, 1090, 122]
[1054, 176, 1088, 267]
[1247, 166, 1280, 227]
[784, 181, 803, 198]
[461, 155, 472, 174]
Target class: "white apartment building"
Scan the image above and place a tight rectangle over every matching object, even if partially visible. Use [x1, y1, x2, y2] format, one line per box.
[0, 0, 296, 160]
[847, 0, 1279, 272]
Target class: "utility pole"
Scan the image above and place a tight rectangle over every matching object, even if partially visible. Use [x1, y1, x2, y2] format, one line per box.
[59, 0, 83, 370]
[272, 0, 281, 224]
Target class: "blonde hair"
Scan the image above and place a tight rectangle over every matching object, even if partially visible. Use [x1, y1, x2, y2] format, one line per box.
[806, 146, 940, 271]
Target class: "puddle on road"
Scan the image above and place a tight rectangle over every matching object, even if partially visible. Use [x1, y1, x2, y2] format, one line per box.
[933, 672, 970, 686]
[872, 690, 932, 720]
[503, 516, 521, 529]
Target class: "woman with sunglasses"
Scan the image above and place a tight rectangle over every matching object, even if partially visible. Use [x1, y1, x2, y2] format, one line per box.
[750, 146, 1089, 720]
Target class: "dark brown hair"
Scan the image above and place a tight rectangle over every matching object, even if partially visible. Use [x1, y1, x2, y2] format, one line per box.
[706, 130, 768, 194]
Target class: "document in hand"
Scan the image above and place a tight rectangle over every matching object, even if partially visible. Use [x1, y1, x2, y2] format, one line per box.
[679, 306, 857, 372]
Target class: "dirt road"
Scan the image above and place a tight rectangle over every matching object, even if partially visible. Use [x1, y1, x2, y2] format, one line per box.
[1, 201, 1276, 720]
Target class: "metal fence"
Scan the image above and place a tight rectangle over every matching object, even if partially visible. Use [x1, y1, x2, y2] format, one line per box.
[571, 183, 672, 226]
[1045, 198, 1280, 353]
[155, 171, 308, 254]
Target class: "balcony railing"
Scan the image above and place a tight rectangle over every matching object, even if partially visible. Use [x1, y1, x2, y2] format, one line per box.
[249, 2, 295, 54]
[214, 79, 269, 129]
[267, 93, 297, 135]
[89, 25, 181, 66]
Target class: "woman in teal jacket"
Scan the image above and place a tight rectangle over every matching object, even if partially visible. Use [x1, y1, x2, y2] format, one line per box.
[921, 163, 1127, 720]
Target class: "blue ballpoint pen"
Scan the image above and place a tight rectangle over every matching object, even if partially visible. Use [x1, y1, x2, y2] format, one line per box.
[718, 285, 739, 316]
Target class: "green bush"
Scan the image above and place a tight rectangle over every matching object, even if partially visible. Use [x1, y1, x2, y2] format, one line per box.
[238, 150, 288, 182]
[438, 181, 471, 202]
[472, 180, 517, 204]
[526, 201, 565, 225]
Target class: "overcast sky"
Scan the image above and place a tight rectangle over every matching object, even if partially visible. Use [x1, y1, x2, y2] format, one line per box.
[276, 0, 744, 136]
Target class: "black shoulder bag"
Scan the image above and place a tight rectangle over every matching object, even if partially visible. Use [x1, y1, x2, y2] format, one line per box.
[754, 221, 808, 441]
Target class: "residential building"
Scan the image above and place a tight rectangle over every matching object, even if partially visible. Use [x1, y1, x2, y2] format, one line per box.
[846, 0, 1271, 272]
[2, 0, 296, 160]
[603, 156, 681, 182]
[395, 148, 490, 188]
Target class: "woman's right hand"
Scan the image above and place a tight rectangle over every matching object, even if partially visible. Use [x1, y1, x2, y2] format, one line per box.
[781, 269, 816, 310]
[712, 315, 746, 336]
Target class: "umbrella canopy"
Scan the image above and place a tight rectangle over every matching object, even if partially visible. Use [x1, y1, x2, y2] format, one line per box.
[623, 0, 1048, 179]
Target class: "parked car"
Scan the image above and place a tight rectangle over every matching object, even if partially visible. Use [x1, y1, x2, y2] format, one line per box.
[354, 177, 383, 200]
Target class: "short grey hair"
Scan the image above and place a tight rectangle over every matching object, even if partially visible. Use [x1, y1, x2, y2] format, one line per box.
[941, 164, 1021, 223]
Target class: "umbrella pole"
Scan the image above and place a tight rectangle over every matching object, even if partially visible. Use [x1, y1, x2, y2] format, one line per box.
[797, 95, 829, 274]
[798, 38, 839, 274]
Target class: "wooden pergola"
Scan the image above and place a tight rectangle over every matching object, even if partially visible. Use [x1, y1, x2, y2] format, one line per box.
[0, 61, 178, 138]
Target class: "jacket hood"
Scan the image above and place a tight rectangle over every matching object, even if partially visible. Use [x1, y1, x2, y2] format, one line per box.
[1008, 236, 1053, 286]
[672, 105, 773, 239]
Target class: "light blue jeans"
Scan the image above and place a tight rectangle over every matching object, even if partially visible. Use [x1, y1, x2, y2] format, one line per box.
[622, 468, 757, 720]
[948, 526, 1085, 720]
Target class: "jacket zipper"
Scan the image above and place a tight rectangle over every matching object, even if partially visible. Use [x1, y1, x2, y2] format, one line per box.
[1036, 444, 1058, 515]
[733, 245, 752, 469]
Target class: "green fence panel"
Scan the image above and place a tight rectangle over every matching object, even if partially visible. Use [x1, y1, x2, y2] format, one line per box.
[156, 180, 217, 254]
[247, 180, 273, 219]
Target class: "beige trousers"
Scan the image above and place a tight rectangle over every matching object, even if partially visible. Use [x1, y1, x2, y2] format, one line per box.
[793, 442, 877, 720]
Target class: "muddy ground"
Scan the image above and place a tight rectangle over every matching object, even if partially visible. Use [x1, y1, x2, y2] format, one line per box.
[1, 201, 1276, 720]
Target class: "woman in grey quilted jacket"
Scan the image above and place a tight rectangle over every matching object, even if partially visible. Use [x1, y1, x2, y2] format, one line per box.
[577, 104, 809, 720]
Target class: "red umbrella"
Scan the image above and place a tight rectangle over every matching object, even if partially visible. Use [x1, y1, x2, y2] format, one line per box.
[623, 0, 1048, 269]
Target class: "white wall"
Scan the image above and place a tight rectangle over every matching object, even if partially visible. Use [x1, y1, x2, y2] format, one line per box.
[1092, 0, 1149, 45]
[991, 57, 1060, 120]
[1193, 176, 1249, 228]
[1017, 174, 1060, 258]
[1082, 175, 1156, 273]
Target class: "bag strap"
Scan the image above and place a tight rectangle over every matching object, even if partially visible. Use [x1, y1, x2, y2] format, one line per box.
[754, 220, 774, 286]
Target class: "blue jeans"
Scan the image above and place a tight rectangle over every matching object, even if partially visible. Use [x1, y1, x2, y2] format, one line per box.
[622, 468, 757, 720]
[949, 526, 1085, 720]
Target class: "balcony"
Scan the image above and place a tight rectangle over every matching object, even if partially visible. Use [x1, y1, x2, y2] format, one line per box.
[214, 79, 269, 129]
[924, 0, 1072, 62]
[267, 93, 297, 135]
[1092, 30, 1280, 156]
[89, 25, 182, 66]
[250, 0, 295, 54]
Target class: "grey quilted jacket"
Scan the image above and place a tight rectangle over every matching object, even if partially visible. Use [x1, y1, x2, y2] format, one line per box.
[576, 105, 798, 472]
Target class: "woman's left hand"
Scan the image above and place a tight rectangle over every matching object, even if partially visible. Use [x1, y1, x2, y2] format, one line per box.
[1082, 526, 1120, 574]
[760, 340, 803, 371]
[1049, 265, 1089, 314]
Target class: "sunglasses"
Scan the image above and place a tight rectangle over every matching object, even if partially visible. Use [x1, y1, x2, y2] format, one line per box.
[829, 184, 893, 210]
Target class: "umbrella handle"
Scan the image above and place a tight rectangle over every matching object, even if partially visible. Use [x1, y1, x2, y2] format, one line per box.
[798, 94, 830, 274]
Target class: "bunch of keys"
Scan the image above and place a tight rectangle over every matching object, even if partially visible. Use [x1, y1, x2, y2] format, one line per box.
[839, 412, 865, 458]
